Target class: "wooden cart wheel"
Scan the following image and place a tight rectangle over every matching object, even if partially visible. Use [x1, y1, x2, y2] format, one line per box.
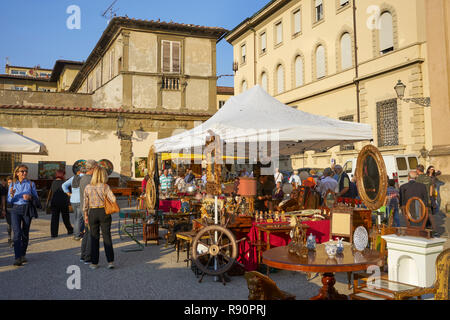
[145, 179, 156, 210]
[191, 225, 238, 276]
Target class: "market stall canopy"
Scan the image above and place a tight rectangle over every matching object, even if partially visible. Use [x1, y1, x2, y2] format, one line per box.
[154, 85, 373, 157]
[0, 126, 48, 155]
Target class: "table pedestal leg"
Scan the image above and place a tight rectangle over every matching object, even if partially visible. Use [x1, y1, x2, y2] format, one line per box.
[310, 273, 348, 300]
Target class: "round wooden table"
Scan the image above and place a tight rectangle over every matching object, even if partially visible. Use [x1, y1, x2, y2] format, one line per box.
[262, 244, 382, 300]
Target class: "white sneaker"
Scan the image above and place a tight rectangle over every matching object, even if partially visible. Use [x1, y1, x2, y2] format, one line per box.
[89, 264, 99, 270]
[107, 262, 115, 269]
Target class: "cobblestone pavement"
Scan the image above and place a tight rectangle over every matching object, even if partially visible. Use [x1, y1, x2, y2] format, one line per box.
[0, 199, 448, 300]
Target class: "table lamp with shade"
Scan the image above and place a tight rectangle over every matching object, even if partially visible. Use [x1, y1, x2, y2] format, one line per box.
[236, 177, 257, 214]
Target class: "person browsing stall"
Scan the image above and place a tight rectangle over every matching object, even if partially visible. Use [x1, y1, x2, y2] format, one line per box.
[62, 168, 85, 240]
[83, 166, 116, 270]
[49, 170, 73, 238]
[79, 159, 98, 264]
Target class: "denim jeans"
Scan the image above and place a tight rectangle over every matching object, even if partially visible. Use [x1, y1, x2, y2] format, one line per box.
[10, 205, 32, 259]
[89, 208, 114, 265]
[71, 203, 84, 237]
[386, 205, 400, 227]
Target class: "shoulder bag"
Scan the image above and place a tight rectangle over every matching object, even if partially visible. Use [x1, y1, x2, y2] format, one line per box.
[103, 184, 120, 215]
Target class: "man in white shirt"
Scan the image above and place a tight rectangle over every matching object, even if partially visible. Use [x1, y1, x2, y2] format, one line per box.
[289, 170, 301, 186]
[274, 168, 283, 184]
[318, 168, 338, 197]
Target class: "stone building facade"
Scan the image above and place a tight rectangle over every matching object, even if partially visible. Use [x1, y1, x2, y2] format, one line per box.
[225, 0, 432, 169]
[0, 17, 227, 184]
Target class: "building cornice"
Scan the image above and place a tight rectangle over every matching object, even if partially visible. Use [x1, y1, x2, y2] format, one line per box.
[0, 104, 213, 120]
[225, 0, 291, 44]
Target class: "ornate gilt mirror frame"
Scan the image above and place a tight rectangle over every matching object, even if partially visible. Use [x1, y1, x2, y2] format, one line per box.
[355, 144, 387, 211]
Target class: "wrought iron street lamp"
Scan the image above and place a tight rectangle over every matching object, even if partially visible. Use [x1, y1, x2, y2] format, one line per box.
[394, 80, 431, 107]
[116, 114, 131, 140]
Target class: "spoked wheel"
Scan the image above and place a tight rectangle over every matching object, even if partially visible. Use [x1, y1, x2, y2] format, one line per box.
[191, 225, 238, 276]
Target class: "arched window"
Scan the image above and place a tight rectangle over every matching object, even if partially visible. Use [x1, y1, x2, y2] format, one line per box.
[340, 32, 352, 70]
[316, 45, 326, 79]
[261, 72, 268, 92]
[241, 80, 248, 92]
[379, 11, 394, 54]
[295, 56, 304, 87]
[276, 65, 284, 94]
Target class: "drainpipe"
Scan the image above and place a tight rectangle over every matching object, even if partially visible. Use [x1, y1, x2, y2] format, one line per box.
[249, 22, 257, 86]
[352, 0, 361, 123]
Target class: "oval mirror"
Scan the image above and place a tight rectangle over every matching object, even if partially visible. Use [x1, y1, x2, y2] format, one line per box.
[355, 145, 387, 210]
[405, 197, 426, 224]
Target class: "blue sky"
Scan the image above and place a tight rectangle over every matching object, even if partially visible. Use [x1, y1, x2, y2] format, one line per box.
[0, 0, 270, 87]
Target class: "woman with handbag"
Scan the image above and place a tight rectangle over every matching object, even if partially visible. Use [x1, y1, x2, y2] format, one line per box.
[7, 165, 39, 266]
[49, 170, 73, 237]
[83, 166, 117, 270]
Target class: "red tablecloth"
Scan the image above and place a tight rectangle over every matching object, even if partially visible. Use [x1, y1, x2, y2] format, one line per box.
[159, 200, 181, 213]
[238, 219, 330, 271]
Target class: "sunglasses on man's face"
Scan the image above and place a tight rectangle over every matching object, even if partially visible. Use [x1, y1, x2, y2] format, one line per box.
[19, 170, 28, 173]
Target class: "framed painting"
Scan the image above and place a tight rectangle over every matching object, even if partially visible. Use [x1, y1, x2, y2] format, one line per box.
[135, 157, 148, 178]
[38, 161, 66, 179]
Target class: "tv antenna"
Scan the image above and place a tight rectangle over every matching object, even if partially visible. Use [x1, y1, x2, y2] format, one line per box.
[102, 0, 119, 24]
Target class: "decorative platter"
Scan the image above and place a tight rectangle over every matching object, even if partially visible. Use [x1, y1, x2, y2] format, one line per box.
[72, 160, 86, 175]
[353, 226, 369, 251]
[98, 159, 114, 176]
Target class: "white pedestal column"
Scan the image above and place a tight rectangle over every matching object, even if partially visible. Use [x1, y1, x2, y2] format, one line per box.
[381, 235, 446, 287]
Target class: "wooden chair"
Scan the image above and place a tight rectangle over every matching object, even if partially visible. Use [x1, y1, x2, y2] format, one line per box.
[244, 271, 296, 300]
[143, 220, 159, 246]
[350, 248, 449, 300]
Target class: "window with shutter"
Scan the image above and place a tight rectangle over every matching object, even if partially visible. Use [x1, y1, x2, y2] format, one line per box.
[161, 40, 181, 74]
[295, 56, 303, 87]
[340, 33, 352, 70]
[315, 0, 323, 22]
[339, 115, 355, 150]
[277, 65, 284, 94]
[261, 33, 266, 53]
[172, 42, 180, 73]
[242, 80, 248, 92]
[293, 10, 301, 34]
[162, 41, 171, 73]
[316, 45, 326, 79]
[276, 22, 282, 45]
[241, 44, 246, 63]
[379, 12, 394, 54]
[110, 49, 115, 79]
[261, 72, 268, 91]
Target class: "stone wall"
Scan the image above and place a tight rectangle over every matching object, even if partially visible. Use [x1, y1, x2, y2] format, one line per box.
[0, 89, 92, 108]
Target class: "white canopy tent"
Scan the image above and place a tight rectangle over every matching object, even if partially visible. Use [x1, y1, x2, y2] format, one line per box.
[0, 126, 48, 155]
[154, 85, 373, 160]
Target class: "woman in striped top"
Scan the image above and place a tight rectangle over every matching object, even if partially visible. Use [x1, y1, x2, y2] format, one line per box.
[83, 166, 116, 270]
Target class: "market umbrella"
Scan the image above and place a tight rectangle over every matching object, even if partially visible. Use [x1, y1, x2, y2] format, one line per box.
[0, 126, 48, 155]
